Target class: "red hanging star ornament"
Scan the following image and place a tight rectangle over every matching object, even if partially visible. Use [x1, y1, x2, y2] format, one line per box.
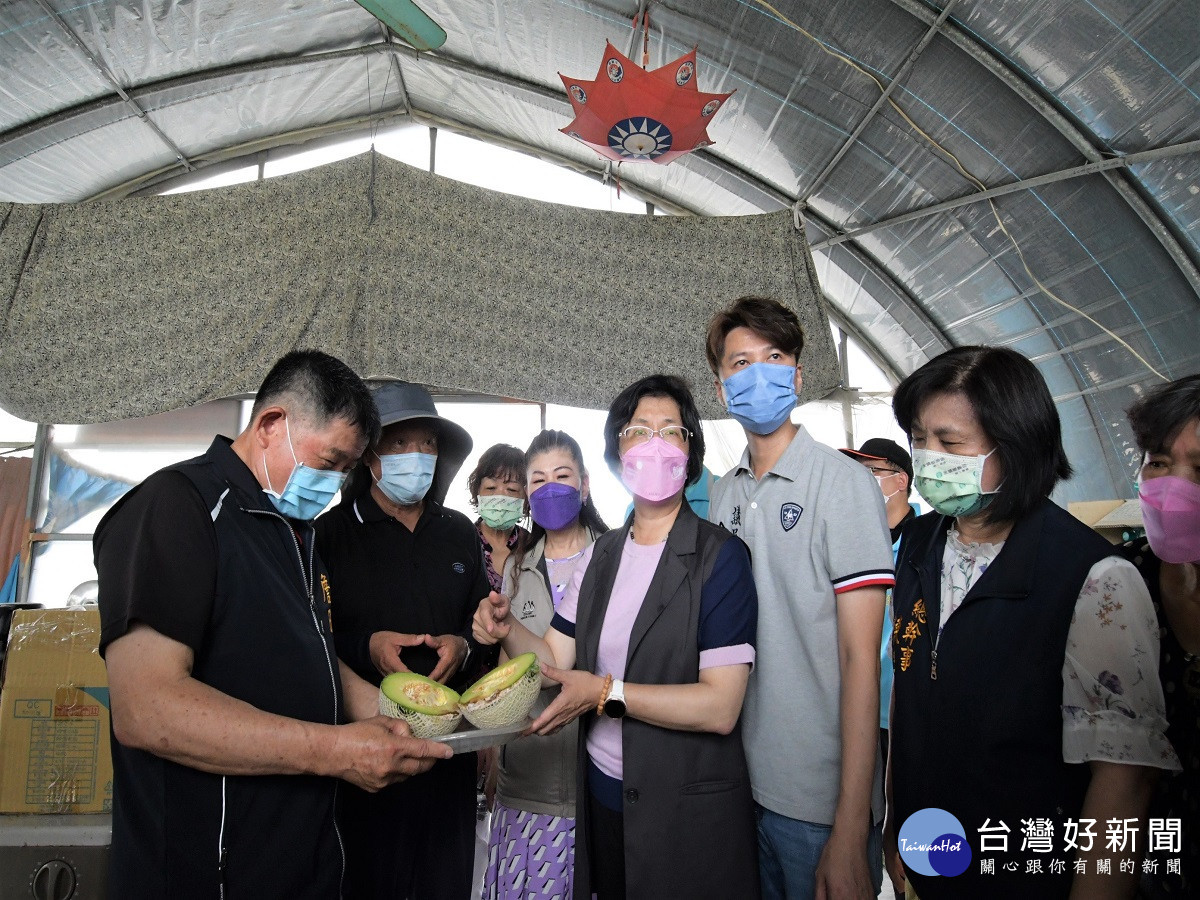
[558, 41, 734, 165]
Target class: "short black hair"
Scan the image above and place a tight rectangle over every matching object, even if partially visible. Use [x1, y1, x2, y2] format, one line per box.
[705, 296, 805, 374]
[467, 443, 527, 506]
[1127, 374, 1200, 455]
[252, 350, 380, 446]
[603, 374, 705, 487]
[892, 346, 1070, 525]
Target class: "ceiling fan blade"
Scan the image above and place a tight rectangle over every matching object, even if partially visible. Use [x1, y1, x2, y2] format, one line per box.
[353, 0, 447, 52]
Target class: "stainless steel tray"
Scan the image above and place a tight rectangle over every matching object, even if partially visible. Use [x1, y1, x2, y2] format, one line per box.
[430, 718, 533, 754]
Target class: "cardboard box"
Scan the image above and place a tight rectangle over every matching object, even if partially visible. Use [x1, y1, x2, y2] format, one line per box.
[0, 608, 112, 814]
[1069, 499, 1144, 545]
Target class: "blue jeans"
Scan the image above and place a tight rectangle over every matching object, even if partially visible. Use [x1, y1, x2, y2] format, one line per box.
[756, 804, 884, 900]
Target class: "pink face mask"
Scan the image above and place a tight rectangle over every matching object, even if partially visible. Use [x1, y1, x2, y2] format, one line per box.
[621, 437, 688, 503]
[1139, 475, 1200, 564]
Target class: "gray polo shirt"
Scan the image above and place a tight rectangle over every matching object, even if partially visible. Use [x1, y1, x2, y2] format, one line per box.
[709, 425, 894, 825]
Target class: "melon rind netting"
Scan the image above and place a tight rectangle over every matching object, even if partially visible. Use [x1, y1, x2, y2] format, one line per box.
[460, 663, 540, 729]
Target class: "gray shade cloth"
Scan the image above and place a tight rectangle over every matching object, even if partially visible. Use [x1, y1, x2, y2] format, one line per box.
[0, 153, 837, 424]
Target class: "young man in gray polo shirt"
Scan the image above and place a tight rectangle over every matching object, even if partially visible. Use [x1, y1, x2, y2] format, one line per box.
[706, 296, 895, 900]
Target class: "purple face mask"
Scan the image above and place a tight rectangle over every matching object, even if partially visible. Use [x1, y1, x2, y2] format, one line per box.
[528, 482, 583, 531]
[1139, 475, 1200, 564]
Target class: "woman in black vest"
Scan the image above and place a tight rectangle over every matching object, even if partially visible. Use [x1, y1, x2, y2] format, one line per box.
[881, 346, 1179, 900]
[473, 374, 760, 900]
[1123, 374, 1200, 899]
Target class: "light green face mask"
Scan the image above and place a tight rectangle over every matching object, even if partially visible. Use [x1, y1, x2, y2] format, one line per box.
[912, 447, 998, 518]
[478, 494, 524, 531]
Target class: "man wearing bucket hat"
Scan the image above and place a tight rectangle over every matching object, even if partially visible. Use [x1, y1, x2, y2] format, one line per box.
[316, 380, 493, 900]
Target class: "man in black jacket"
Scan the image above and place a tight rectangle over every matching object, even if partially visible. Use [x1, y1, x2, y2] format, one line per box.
[96, 350, 452, 900]
[316, 381, 492, 900]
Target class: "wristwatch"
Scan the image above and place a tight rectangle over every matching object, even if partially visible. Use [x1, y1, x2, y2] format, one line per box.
[603, 679, 627, 719]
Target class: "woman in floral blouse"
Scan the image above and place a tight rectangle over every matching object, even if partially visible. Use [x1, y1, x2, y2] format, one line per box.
[882, 346, 1179, 900]
[1123, 374, 1200, 898]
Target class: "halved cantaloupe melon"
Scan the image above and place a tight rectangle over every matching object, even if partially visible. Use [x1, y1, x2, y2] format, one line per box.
[459, 652, 540, 729]
[378, 672, 462, 738]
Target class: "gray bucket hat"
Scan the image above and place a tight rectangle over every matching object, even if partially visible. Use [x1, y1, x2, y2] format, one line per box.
[368, 381, 473, 504]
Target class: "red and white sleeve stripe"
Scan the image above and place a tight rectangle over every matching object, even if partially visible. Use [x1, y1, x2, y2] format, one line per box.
[832, 569, 895, 594]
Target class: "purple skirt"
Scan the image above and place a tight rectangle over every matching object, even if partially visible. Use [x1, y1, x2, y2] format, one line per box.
[482, 801, 576, 900]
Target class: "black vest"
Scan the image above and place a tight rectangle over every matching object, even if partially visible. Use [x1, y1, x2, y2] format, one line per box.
[104, 438, 344, 900]
[891, 499, 1114, 899]
[571, 505, 759, 900]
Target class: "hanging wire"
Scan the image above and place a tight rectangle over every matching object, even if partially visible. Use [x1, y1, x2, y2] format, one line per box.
[627, 1, 651, 65]
[641, 6, 651, 68]
[370, 40, 397, 148]
[363, 51, 393, 225]
[751, 0, 1170, 383]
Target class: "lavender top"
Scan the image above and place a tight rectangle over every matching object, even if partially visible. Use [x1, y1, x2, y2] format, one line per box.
[554, 534, 756, 779]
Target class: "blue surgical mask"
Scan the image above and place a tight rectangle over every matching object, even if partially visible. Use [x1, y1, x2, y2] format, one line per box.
[262, 418, 347, 521]
[722, 362, 797, 435]
[374, 451, 437, 505]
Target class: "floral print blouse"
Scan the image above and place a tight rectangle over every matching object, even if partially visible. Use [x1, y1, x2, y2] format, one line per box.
[1122, 537, 1196, 895]
[940, 527, 1180, 770]
[476, 522, 528, 593]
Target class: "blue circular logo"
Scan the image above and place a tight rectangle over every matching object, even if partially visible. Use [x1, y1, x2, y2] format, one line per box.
[607, 117, 673, 159]
[898, 808, 972, 877]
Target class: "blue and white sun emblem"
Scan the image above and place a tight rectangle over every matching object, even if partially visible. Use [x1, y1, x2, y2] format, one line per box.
[606, 58, 624, 82]
[780, 502, 803, 532]
[608, 117, 673, 159]
[676, 61, 695, 86]
[569, 84, 587, 104]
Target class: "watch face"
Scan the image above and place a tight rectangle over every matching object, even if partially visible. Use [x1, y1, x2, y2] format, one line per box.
[603, 698, 627, 719]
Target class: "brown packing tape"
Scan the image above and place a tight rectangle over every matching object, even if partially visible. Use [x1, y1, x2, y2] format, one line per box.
[8, 607, 105, 652]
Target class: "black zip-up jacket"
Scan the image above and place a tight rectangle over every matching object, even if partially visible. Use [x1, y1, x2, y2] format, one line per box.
[96, 436, 344, 899]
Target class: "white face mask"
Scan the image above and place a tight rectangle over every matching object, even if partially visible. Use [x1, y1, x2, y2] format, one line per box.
[912, 447, 998, 518]
[875, 472, 903, 502]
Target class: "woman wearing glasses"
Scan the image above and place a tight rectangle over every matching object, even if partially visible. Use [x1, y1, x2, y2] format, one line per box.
[474, 374, 760, 900]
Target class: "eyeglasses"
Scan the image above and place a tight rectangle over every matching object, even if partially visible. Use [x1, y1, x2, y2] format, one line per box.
[618, 425, 692, 446]
[866, 465, 902, 478]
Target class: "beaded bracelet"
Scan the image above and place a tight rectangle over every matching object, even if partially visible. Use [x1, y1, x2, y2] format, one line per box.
[596, 673, 614, 716]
